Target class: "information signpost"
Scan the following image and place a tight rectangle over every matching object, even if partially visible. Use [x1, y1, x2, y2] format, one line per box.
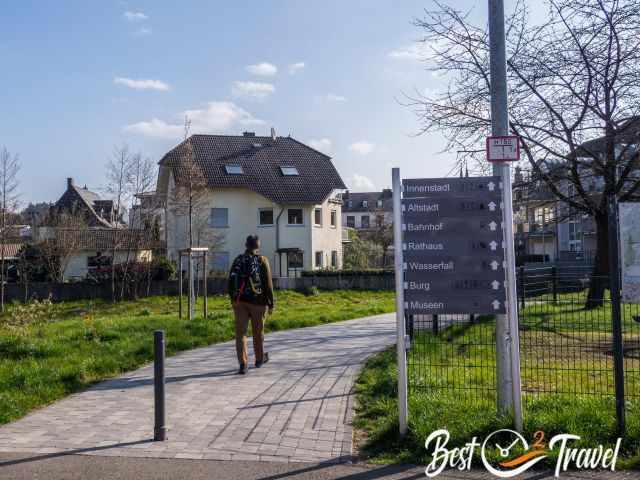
[392, 172, 517, 436]
[401, 176, 506, 316]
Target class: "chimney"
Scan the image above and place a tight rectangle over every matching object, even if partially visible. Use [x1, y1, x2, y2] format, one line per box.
[343, 190, 350, 200]
[67, 177, 74, 189]
[382, 188, 392, 199]
[243, 131, 255, 137]
[271, 127, 277, 141]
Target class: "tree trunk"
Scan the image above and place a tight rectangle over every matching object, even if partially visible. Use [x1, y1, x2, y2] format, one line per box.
[586, 210, 610, 309]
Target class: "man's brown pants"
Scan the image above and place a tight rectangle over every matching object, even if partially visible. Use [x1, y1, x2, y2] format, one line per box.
[233, 301, 267, 366]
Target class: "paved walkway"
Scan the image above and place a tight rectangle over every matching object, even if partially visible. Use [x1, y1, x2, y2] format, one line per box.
[0, 314, 396, 464]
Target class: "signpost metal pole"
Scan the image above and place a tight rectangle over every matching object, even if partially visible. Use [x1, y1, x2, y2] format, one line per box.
[608, 193, 625, 433]
[392, 167, 408, 437]
[489, 0, 522, 431]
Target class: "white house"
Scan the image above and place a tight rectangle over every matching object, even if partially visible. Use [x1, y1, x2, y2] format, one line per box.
[156, 130, 347, 277]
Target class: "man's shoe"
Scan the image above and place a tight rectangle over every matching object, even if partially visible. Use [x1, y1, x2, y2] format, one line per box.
[238, 364, 247, 375]
[255, 352, 269, 368]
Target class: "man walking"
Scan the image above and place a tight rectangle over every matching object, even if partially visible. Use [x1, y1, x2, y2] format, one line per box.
[228, 235, 274, 375]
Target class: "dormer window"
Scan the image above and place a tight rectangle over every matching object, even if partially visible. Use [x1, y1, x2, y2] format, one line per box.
[377, 199, 383, 208]
[280, 166, 299, 176]
[225, 165, 243, 175]
[362, 200, 368, 208]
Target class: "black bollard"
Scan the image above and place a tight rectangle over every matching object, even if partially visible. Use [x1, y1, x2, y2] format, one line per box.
[154, 330, 167, 441]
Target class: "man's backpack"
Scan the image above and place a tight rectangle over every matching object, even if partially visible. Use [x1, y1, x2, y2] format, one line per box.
[229, 253, 264, 304]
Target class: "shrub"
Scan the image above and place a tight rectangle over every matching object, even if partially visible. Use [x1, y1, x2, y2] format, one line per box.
[2, 297, 55, 333]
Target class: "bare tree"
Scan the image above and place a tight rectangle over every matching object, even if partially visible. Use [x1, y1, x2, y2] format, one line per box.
[105, 144, 132, 301]
[0, 148, 20, 312]
[407, 0, 640, 307]
[39, 211, 87, 283]
[119, 153, 157, 299]
[170, 118, 209, 251]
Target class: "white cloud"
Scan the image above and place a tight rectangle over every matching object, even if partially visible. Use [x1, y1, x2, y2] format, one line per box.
[388, 44, 427, 61]
[326, 93, 347, 103]
[245, 62, 278, 76]
[124, 101, 264, 139]
[308, 138, 332, 154]
[124, 11, 148, 22]
[288, 62, 305, 75]
[231, 81, 275, 100]
[114, 77, 170, 91]
[349, 174, 376, 191]
[349, 141, 375, 155]
[135, 26, 152, 36]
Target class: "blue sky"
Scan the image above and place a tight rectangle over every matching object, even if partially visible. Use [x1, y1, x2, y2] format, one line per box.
[0, 0, 505, 205]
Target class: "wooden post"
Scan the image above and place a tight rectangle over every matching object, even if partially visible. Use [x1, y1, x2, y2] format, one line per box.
[203, 252, 208, 319]
[178, 254, 183, 319]
[188, 251, 194, 320]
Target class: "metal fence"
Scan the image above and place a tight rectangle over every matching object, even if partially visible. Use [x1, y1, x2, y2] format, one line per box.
[406, 265, 640, 415]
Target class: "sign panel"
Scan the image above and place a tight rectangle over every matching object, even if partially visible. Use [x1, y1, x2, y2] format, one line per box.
[401, 176, 506, 315]
[403, 177, 502, 198]
[486, 136, 520, 162]
[404, 295, 506, 315]
[402, 197, 503, 218]
[620, 203, 640, 302]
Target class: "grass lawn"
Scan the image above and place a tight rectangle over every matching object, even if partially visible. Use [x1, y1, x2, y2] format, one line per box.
[353, 293, 640, 469]
[0, 289, 395, 426]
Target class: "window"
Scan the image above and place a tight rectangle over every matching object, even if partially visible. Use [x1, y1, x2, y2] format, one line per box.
[87, 253, 111, 270]
[288, 208, 304, 225]
[362, 200, 368, 208]
[280, 166, 299, 176]
[209, 208, 229, 227]
[315, 251, 323, 268]
[314, 208, 322, 226]
[330, 210, 337, 227]
[376, 215, 385, 227]
[331, 251, 338, 268]
[210, 252, 230, 272]
[377, 199, 383, 208]
[361, 215, 370, 228]
[259, 208, 274, 226]
[225, 164, 243, 175]
[347, 200, 353, 208]
[346, 216, 355, 228]
[288, 252, 303, 269]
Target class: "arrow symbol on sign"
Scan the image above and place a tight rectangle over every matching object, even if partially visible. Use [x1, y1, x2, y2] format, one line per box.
[492, 300, 501, 310]
[489, 241, 498, 251]
[489, 221, 497, 231]
[490, 260, 499, 270]
[488, 182, 496, 191]
[489, 201, 497, 211]
[492, 280, 500, 290]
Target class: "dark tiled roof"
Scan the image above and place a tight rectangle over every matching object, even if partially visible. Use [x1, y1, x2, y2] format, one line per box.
[52, 229, 161, 251]
[574, 117, 640, 157]
[0, 243, 24, 259]
[342, 191, 393, 213]
[159, 134, 346, 204]
[54, 185, 117, 228]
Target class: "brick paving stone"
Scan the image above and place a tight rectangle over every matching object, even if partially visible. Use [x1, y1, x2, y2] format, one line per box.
[0, 313, 394, 463]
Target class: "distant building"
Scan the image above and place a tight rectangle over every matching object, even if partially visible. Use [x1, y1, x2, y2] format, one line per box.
[49, 177, 124, 228]
[156, 131, 346, 276]
[341, 189, 393, 230]
[129, 190, 165, 245]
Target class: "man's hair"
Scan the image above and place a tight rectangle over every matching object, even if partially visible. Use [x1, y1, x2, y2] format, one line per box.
[246, 235, 260, 251]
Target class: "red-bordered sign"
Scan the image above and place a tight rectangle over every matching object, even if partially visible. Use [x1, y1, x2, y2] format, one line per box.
[486, 136, 520, 162]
